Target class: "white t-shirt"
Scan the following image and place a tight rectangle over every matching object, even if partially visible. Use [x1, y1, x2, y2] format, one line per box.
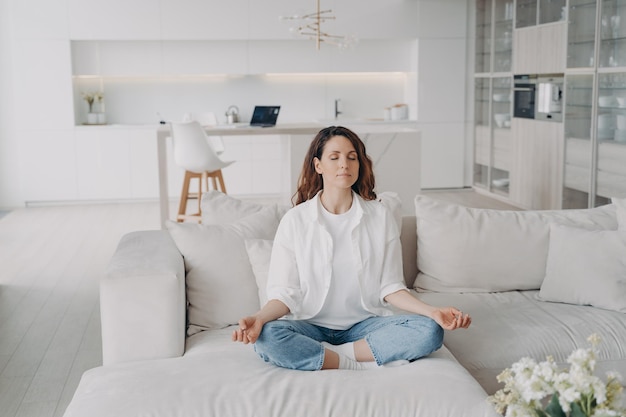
[266, 191, 407, 322]
[306, 199, 374, 330]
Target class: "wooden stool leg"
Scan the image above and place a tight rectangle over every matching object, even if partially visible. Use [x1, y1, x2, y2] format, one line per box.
[199, 171, 209, 214]
[216, 170, 227, 194]
[177, 171, 192, 222]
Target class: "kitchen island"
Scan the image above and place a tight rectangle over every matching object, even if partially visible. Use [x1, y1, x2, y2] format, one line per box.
[157, 121, 420, 226]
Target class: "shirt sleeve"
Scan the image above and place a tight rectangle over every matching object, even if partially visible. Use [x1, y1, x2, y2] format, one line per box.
[378, 208, 409, 304]
[265, 213, 303, 315]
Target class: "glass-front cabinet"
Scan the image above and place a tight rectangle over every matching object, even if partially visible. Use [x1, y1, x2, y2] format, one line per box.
[474, 77, 491, 187]
[517, 0, 566, 28]
[599, 0, 626, 67]
[474, 0, 513, 196]
[563, 0, 626, 208]
[567, 0, 598, 68]
[476, 0, 513, 74]
[494, 1, 514, 72]
[474, 76, 512, 196]
[563, 73, 626, 208]
[563, 74, 594, 208]
[476, 0, 493, 73]
[594, 73, 626, 204]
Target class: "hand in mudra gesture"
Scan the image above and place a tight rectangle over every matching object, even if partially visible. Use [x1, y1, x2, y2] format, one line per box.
[232, 316, 264, 344]
[431, 307, 471, 330]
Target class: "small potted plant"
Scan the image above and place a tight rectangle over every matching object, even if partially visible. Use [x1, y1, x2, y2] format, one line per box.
[81, 91, 97, 124]
[81, 91, 104, 124]
[94, 91, 105, 124]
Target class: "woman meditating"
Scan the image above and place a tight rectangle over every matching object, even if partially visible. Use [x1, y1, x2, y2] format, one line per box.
[232, 126, 471, 370]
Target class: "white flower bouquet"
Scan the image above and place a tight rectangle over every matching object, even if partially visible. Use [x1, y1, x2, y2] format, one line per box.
[488, 334, 625, 417]
[81, 91, 103, 113]
[81, 91, 96, 113]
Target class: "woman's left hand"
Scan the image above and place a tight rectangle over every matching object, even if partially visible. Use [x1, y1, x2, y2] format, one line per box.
[431, 307, 471, 330]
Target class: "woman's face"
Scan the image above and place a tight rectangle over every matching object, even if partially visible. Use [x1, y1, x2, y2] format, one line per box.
[314, 135, 360, 191]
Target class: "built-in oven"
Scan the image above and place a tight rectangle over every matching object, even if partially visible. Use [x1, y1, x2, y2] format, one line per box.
[513, 74, 537, 119]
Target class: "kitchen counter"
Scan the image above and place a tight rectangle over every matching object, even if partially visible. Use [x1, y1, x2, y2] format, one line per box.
[147, 122, 419, 226]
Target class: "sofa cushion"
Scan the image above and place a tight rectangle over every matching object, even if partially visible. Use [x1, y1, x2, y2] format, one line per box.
[166, 206, 281, 335]
[416, 290, 626, 396]
[413, 195, 617, 292]
[614, 197, 626, 230]
[538, 223, 626, 313]
[201, 190, 290, 225]
[63, 327, 499, 417]
[244, 238, 273, 306]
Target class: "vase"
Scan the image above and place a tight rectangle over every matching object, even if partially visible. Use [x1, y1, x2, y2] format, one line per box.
[97, 112, 106, 124]
[87, 113, 98, 124]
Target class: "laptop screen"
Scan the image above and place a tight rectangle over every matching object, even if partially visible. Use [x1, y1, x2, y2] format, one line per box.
[250, 106, 280, 127]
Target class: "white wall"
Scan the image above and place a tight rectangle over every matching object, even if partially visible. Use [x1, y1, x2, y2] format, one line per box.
[415, 0, 469, 189]
[0, 0, 470, 208]
[0, 0, 20, 207]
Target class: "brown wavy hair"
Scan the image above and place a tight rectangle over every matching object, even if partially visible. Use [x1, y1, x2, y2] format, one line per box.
[293, 126, 376, 205]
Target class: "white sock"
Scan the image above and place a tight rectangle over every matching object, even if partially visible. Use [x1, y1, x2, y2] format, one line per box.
[322, 341, 356, 360]
[322, 342, 378, 370]
[337, 354, 379, 371]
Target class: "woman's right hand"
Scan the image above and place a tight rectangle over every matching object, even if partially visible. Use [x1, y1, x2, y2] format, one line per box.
[231, 316, 264, 344]
[231, 299, 290, 344]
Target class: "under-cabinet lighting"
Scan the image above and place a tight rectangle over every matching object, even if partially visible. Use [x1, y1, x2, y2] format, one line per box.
[264, 72, 408, 78]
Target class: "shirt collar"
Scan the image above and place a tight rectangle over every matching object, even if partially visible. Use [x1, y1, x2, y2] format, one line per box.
[306, 190, 365, 223]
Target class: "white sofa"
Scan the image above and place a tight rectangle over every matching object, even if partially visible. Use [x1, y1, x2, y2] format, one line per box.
[63, 193, 626, 417]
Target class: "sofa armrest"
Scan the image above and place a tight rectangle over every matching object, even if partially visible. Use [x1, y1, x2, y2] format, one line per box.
[101, 230, 186, 366]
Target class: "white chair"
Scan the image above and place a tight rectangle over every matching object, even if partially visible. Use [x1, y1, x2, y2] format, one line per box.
[170, 121, 234, 222]
[194, 112, 225, 155]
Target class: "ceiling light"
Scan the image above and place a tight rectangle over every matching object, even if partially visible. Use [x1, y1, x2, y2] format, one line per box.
[279, 0, 358, 50]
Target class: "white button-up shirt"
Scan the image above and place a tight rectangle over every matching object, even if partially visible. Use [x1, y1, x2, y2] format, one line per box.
[266, 191, 408, 321]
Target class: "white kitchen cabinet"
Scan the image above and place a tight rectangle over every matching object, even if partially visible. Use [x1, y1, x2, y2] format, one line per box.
[160, 0, 251, 40]
[10, 0, 68, 40]
[128, 128, 160, 199]
[19, 130, 78, 203]
[328, 40, 414, 73]
[247, 41, 332, 74]
[67, 0, 161, 40]
[12, 40, 75, 129]
[161, 41, 248, 75]
[75, 128, 132, 200]
[509, 118, 564, 209]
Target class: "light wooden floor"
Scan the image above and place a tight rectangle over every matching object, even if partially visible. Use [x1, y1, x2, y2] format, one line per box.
[0, 189, 518, 417]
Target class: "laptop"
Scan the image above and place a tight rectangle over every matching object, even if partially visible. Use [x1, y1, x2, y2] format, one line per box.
[249, 106, 280, 127]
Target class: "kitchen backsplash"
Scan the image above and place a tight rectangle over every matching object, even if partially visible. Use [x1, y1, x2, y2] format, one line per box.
[73, 72, 414, 125]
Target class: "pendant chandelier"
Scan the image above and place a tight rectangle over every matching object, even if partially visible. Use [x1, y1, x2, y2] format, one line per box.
[279, 0, 358, 50]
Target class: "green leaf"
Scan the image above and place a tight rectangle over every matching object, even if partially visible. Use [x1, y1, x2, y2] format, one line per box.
[544, 394, 566, 417]
[569, 403, 587, 417]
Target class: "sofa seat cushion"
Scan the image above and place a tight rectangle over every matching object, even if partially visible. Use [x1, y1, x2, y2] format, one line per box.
[416, 290, 626, 395]
[64, 328, 498, 417]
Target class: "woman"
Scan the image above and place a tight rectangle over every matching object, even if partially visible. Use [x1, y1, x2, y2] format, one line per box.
[232, 126, 471, 370]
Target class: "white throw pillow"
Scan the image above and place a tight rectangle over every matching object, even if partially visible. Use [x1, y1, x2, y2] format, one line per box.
[538, 223, 626, 313]
[244, 239, 274, 306]
[201, 190, 289, 225]
[166, 206, 281, 335]
[613, 197, 626, 231]
[413, 195, 617, 292]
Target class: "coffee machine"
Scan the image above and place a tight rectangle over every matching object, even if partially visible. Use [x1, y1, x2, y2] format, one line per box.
[535, 74, 563, 122]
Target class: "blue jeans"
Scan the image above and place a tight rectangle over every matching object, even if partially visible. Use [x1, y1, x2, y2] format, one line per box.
[254, 315, 443, 371]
